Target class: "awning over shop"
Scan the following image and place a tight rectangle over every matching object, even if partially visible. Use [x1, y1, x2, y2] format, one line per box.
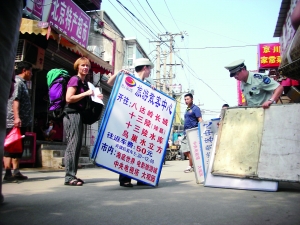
[19, 18, 113, 74]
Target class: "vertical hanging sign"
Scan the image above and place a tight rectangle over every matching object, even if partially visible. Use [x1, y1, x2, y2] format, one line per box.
[92, 73, 176, 186]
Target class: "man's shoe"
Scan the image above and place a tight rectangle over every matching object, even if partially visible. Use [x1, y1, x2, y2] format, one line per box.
[184, 166, 193, 173]
[3, 174, 16, 182]
[13, 172, 28, 180]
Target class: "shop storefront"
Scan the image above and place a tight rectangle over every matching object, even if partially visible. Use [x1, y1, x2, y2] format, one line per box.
[18, 18, 112, 144]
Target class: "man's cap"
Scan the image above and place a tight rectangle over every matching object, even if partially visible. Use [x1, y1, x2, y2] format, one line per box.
[224, 59, 245, 77]
[133, 58, 154, 69]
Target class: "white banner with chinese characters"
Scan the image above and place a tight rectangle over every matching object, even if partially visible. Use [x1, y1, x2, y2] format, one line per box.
[198, 118, 220, 173]
[186, 127, 204, 184]
[186, 118, 220, 184]
[92, 73, 176, 186]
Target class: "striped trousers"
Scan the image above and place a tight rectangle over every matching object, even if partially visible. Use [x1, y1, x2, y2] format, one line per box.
[63, 113, 83, 183]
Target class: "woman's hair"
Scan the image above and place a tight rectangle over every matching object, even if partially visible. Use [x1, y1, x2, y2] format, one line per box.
[74, 57, 91, 71]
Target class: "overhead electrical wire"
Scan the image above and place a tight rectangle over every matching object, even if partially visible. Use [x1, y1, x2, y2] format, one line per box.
[116, 0, 160, 40]
[136, 1, 163, 35]
[145, 0, 168, 32]
[175, 45, 257, 50]
[115, 0, 155, 39]
[163, 0, 181, 32]
[129, 0, 161, 36]
[178, 56, 228, 103]
[108, 0, 149, 39]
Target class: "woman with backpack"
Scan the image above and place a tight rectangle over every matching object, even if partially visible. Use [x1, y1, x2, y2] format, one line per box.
[63, 57, 103, 186]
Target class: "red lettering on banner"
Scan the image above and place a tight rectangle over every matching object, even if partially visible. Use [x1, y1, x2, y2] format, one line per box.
[131, 102, 137, 110]
[133, 125, 140, 133]
[129, 166, 134, 174]
[144, 119, 151, 127]
[114, 160, 119, 167]
[162, 118, 168, 126]
[124, 165, 129, 172]
[155, 114, 161, 122]
[141, 128, 148, 137]
[149, 165, 153, 172]
[157, 136, 164, 144]
[131, 134, 138, 143]
[149, 133, 156, 141]
[147, 110, 153, 118]
[126, 121, 132, 129]
[156, 146, 162, 154]
[134, 168, 140, 176]
[129, 111, 135, 119]
[121, 154, 126, 161]
[148, 142, 154, 150]
[136, 115, 143, 123]
[139, 106, 146, 114]
[130, 158, 135, 164]
[122, 130, 129, 138]
[140, 139, 146, 146]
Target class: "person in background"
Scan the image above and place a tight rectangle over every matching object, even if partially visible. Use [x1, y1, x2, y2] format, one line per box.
[3, 61, 33, 182]
[0, 0, 23, 204]
[219, 104, 229, 118]
[225, 59, 283, 108]
[177, 134, 184, 160]
[63, 57, 103, 186]
[107, 58, 155, 187]
[43, 120, 56, 141]
[168, 139, 172, 148]
[181, 93, 202, 173]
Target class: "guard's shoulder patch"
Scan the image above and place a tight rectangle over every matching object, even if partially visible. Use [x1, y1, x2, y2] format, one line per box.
[253, 74, 262, 79]
[263, 76, 271, 84]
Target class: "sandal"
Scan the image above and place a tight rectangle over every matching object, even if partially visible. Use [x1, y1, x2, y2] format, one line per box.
[64, 179, 83, 186]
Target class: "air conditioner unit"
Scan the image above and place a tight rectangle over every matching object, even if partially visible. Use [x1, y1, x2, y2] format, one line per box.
[87, 45, 101, 58]
[15, 39, 45, 70]
[121, 66, 134, 73]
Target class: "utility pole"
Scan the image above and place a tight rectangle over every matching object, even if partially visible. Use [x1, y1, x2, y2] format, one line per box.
[163, 50, 167, 93]
[149, 32, 183, 96]
[155, 42, 161, 90]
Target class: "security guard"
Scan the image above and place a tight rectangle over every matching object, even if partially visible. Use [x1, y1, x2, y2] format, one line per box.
[225, 59, 283, 109]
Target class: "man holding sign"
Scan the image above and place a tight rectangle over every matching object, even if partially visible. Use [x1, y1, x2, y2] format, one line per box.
[107, 58, 155, 187]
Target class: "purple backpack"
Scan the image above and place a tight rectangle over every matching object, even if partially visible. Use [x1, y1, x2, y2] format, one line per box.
[47, 69, 71, 118]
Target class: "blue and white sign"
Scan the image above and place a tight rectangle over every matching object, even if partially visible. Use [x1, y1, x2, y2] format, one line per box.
[91, 73, 176, 186]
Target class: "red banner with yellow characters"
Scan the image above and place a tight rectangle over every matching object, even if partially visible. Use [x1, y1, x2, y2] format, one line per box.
[258, 43, 281, 68]
[237, 80, 245, 106]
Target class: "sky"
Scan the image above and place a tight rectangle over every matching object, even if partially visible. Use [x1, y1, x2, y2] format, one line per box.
[101, 0, 282, 120]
